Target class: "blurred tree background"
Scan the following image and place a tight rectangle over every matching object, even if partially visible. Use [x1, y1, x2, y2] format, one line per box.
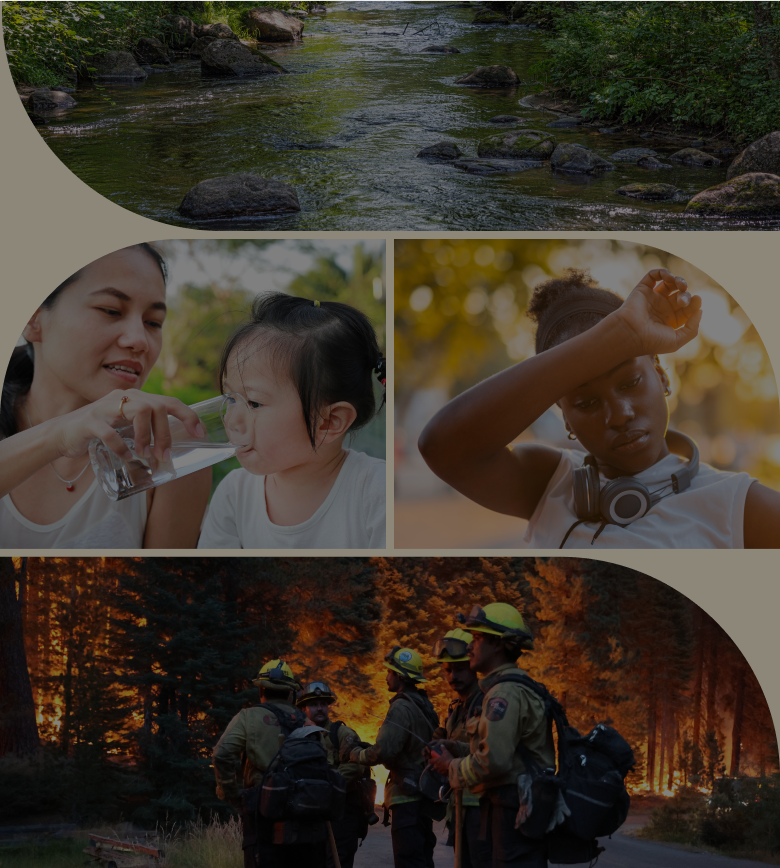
[139, 240, 385, 494]
[394, 239, 780, 547]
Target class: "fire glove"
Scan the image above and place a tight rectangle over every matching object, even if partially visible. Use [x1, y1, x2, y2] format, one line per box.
[547, 789, 571, 832]
[514, 774, 533, 829]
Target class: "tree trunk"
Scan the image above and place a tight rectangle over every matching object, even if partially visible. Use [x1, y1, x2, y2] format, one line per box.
[692, 609, 704, 746]
[646, 673, 657, 792]
[0, 558, 40, 757]
[705, 635, 719, 734]
[729, 662, 747, 776]
[754, 2, 780, 82]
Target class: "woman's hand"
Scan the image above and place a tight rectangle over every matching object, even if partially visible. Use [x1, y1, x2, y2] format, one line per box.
[613, 268, 703, 357]
[50, 389, 206, 463]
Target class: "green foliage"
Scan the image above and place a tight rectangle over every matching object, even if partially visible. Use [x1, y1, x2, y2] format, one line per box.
[3, 2, 173, 86]
[533, 2, 780, 141]
[0, 836, 91, 868]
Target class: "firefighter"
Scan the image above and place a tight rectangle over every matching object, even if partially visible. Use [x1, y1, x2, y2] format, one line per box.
[429, 604, 554, 868]
[341, 646, 440, 868]
[212, 659, 327, 868]
[297, 680, 375, 868]
[432, 629, 491, 868]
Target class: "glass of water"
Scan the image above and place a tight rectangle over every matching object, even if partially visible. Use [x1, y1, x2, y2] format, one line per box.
[89, 395, 248, 502]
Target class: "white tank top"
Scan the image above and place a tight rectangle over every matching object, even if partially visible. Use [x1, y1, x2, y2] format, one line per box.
[523, 448, 755, 549]
[0, 479, 147, 549]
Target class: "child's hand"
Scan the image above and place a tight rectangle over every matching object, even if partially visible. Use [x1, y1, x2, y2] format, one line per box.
[614, 269, 703, 357]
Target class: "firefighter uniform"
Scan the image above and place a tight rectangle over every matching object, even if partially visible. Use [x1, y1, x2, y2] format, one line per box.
[212, 660, 326, 868]
[448, 663, 555, 868]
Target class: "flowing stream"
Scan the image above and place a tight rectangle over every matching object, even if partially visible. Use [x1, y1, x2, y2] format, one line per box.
[31, 2, 775, 231]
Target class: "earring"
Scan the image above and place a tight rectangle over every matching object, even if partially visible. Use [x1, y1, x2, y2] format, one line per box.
[567, 430, 577, 441]
[664, 387, 671, 397]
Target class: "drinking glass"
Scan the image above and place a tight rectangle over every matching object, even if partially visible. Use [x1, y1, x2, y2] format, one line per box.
[89, 395, 249, 501]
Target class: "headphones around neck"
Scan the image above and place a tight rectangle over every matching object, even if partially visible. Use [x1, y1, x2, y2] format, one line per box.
[572, 429, 700, 526]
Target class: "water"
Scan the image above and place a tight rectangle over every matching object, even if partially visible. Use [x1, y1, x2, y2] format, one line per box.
[31, 2, 776, 231]
[90, 437, 236, 501]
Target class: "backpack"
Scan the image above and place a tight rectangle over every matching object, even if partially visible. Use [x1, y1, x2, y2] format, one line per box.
[492, 674, 635, 865]
[258, 706, 347, 824]
[328, 721, 379, 832]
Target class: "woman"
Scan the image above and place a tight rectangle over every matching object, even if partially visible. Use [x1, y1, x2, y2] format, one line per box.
[419, 268, 780, 549]
[0, 243, 211, 548]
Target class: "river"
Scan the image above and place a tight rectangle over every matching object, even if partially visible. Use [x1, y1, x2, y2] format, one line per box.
[31, 1, 776, 231]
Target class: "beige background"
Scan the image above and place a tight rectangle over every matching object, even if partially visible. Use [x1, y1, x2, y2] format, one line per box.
[1, 47, 779, 739]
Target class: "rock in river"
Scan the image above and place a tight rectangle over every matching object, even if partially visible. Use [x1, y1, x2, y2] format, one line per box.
[161, 14, 197, 48]
[637, 156, 672, 169]
[27, 89, 77, 111]
[547, 117, 582, 128]
[417, 142, 463, 161]
[242, 8, 304, 42]
[490, 115, 524, 124]
[685, 172, 780, 217]
[478, 129, 556, 159]
[726, 131, 780, 180]
[135, 37, 172, 66]
[669, 148, 721, 167]
[551, 143, 614, 174]
[421, 45, 460, 53]
[473, 10, 509, 24]
[201, 40, 287, 77]
[81, 51, 147, 81]
[195, 22, 239, 40]
[179, 175, 300, 219]
[615, 183, 682, 200]
[456, 65, 519, 87]
[452, 157, 544, 175]
[609, 147, 658, 162]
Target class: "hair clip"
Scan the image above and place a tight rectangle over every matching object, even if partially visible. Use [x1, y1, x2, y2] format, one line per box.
[375, 357, 386, 388]
[313, 300, 321, 308]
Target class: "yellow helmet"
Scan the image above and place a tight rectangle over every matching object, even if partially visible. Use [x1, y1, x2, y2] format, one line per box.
[252, 659, 301, 691]
[458, 603, 533, 650]
[432, 629, 473, 663]
[384, 646, 427, 683]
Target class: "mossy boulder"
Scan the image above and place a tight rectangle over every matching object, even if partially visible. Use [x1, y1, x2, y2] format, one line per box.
[179, 175, 300, 220]
[417, 142, 463, 161]
[200, 40, 287, 77]
[726, 131, 780, 180]
[80, 51, 147, 81]
[242, 8, 304, 42]
[135, 37, 172, 66]
[550, 143, 614, 174]
[616, 183, 682, 200]
[478, 129, 556, 159]
[669, 148, 721, 167]
[685, 172, 780, 216]
[610, 147, 658, 162]
[456, 65, 519, 87]
[195, 22, 238, 40]
[160, 14, 197, 49]
[27, 89, 77, 111]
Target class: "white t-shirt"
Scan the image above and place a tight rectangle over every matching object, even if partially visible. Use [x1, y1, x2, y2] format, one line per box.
[198, 449, 386, 550]
[0, 478, 147, 549]
[523, 448, 755, 549]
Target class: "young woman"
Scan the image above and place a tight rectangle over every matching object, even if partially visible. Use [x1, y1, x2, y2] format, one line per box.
[419, 268, 780, 549]
[0, 244, 211, 548]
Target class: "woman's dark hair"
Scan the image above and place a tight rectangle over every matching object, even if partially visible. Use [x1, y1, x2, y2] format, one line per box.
[1, 243, 167, 439]
[218, 292, 385, 448]
[527, 267, 623, 354]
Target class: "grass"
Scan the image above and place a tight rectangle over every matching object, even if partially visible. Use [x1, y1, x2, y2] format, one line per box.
[0, 837, 90, 868]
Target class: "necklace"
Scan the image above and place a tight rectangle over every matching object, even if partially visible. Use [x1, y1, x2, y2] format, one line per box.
[23, 402, 91, 492]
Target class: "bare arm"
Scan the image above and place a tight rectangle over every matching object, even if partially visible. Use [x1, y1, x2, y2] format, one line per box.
[418, 270, 701, 519]
[144, 467, 212, 549]
[743, 481, 780, 549]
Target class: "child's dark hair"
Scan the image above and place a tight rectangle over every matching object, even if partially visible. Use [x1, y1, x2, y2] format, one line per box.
[527, 268, 623, 354]
[1, 243, 167, 439]
[219, 293, 385, 448]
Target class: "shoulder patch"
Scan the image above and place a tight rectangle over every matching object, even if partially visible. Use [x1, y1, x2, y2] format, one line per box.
[263, 714, 280, 727]
[485, 697, 508, 722]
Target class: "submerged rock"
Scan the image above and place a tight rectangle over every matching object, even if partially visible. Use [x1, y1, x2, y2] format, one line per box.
[726, 131, 780, 180]
[478, 129, 556, 159]
[615, 183, 682, 200]
[242, 8, 304, 42]
[421, 45, 460, 53]
[81, 51, 148, 81]
[179, 175, 301, 219]
[135, 37, 172, 66]
[551, 143, 614, 174]
[27, 89, 77, 111]
[609, 147, 658, 162]
[685, 172, 780, 217]
[489, 114, 524, 124]
[473, 10, 509, 24]
[669, 148, 721, 167]
[452, 157, 544, 175]
[547, 117, 582, 128]
[417, 142, 463, 161]
[201, 40, 287, 77]
[599, 126, 622, 134]
[456, 65, 519, 87]
[637, 156, 672, 169]
[161, 14, 197, 48]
